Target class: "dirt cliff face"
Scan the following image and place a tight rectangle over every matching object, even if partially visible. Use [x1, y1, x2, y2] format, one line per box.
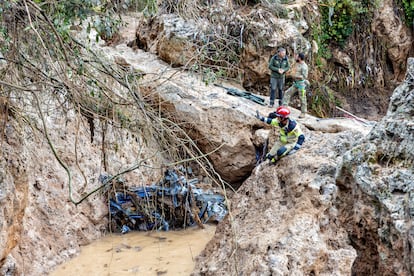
[328, 0, 413, 121]
[0, 115, 28, 275]
[0, 105, 162, 275]
[371, 0, 413, 82]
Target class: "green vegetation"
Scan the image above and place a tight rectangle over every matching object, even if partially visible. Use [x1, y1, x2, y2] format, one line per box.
[310, 85, 341, 118]
[308, 0, 382, 117]
[311, 23, 332, 60]
[28, 0, 122, 40]
[313, 0, 377, 57]
[401, 0, 414, 27]
[133, 0, 158, 16]
[319, 0, 363, 47]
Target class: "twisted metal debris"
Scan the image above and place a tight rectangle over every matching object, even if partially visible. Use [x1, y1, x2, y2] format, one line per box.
[104, 167, 227, 233]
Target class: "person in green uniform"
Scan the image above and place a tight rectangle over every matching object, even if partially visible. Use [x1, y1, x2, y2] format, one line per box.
[268, 48, 290, 107]
[283, 53, 309, 118]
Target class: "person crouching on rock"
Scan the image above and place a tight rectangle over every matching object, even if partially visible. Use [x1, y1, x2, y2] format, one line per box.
[256, 106, 305, 164]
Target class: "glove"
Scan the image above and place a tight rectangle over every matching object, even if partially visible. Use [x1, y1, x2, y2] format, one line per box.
[270, 157, 278, 165]
[256, 110, 264, 121]
[268, 112, 277, 119]
[265, 153, 278, 164]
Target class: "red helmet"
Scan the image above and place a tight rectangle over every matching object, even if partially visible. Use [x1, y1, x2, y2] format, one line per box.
[275, 106, 290, 118]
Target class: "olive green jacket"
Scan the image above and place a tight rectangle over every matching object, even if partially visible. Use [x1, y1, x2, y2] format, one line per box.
[268, 55, 290, 79]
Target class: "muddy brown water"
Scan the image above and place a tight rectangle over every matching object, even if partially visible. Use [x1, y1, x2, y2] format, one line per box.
[50, 225, 216, 275]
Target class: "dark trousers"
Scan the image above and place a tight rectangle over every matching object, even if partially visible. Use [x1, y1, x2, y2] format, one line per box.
[270, 76, 285, 105]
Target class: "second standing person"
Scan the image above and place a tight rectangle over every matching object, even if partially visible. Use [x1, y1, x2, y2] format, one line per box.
[282, 53, 309, 118]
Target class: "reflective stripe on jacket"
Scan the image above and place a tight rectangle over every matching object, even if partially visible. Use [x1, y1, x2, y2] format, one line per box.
[268, 118, 304, 145]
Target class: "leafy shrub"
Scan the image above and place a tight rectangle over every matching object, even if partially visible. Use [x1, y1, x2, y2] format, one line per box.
[319, 0, 361, 47]
[401, 0, 414, 27]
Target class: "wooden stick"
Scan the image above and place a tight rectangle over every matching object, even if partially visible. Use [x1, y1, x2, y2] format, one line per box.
[335, 106, 370, 124]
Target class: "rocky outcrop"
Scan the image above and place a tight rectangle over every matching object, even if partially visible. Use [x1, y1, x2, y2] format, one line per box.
[371, 0, 413, 82]
[1, 9, 411, 275]
[193, 127, 368, 275]
[132, 3, 312, 90]
[146, 80, 262, 186]
[0, 16, 292, 274]
[335, 58, 414, 275]
[133, 14, 202, 67]
[192, 58, 413, 276]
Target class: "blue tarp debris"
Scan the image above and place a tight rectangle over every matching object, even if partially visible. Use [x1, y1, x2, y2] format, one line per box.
[105, 167, 227, 233]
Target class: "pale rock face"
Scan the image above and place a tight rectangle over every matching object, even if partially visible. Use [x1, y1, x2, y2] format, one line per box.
[132, 4, 312, 90]
[151, 82, 259, 185]
[371, 0, 413, 81]
[192, 61, 413, 276]
[85, 14, 272, 186]
[336, 58, 414, 275]
[193, 129, 363, 275]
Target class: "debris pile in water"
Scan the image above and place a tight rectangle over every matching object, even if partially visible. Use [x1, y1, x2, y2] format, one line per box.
[104, 167, 227, 233]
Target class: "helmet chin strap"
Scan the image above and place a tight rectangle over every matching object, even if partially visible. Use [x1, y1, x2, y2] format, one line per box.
[281, 117, 289, 124]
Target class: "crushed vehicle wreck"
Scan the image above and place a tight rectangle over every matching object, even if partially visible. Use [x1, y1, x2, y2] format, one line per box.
[103, 168, 228, 233]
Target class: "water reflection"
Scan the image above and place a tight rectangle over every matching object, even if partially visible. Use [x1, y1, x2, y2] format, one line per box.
[51, 225, 216, 275]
